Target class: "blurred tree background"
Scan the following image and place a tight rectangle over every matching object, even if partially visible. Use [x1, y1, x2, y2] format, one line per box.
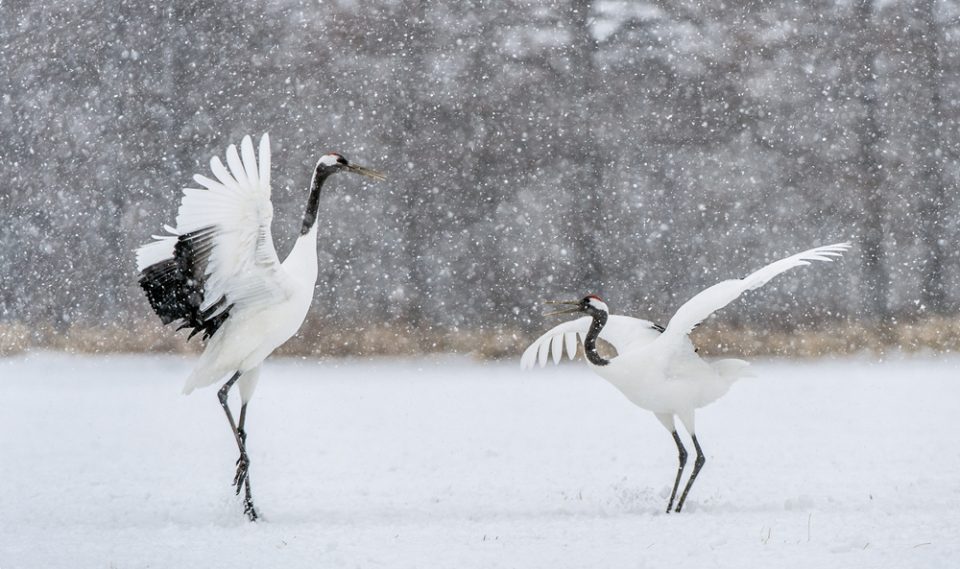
[1, 0, 958, 356]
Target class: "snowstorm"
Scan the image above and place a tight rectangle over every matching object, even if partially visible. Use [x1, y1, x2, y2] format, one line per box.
[1, 0, 958, 567]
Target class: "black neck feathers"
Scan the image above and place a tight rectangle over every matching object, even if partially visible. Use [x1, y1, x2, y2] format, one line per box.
[300, 167, 331, 235]
[583, 311, 610, 366]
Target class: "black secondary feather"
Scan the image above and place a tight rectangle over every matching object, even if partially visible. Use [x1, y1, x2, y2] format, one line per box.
[138, 227, 232, 340]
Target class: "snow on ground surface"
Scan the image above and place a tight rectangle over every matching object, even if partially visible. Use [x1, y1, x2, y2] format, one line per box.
[1, 352, 958, 568]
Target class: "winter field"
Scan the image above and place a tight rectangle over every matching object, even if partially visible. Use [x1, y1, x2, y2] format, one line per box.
[1, 352, 958, 568]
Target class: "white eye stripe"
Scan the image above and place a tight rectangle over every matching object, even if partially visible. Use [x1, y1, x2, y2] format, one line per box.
[318, 154, 340, 167]
[587, 298, 608, 312]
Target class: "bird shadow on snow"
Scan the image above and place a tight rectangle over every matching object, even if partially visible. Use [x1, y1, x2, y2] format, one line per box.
[587, 477, 827, 518]
[236, 486, 744, 528]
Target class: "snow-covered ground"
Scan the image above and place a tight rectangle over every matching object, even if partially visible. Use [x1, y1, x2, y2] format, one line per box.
[1, 352, 958, 568]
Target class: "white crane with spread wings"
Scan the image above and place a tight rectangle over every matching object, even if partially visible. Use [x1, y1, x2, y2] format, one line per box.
[522, 243, 851, 512]
[136, 134, 384, 520]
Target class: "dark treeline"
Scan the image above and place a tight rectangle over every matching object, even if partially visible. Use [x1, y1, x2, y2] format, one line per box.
[1, 0, 957, 351]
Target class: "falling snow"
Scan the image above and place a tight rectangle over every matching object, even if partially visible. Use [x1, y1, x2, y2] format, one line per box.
[1, 1, 956, 345]
[2, 1, 959, 567]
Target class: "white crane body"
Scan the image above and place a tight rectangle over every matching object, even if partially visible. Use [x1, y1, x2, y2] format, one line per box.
[183, 227, 319, 398]
[135, 134, 383, 521]
[522, 243, 851, 511]
[591, 349, 745, 419]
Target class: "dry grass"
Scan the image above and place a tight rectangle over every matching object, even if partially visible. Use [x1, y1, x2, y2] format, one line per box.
[0, 321, 201, 357]
[690, 316, 960, 358]
[0, 322, 32, 355]
[0, 320, 525, 360]
[275, 324, 525, 360]
[2, 317, 959, 359]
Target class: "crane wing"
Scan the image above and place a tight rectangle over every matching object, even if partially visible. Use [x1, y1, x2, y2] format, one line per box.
[520, 314, 664, 370]
[136, 134, 288, 339]
[661, 242, 851, 339]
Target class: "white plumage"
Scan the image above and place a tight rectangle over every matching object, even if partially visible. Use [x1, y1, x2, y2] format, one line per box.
[136, 134, 383, 521]
[137, 135, 306, 399]
[522, 242, 851, 512]
[521, 314, 663, 369]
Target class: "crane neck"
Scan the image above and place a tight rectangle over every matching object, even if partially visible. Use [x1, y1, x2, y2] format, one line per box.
[300, 168, 331, 236]
[583, 311, 610, 366]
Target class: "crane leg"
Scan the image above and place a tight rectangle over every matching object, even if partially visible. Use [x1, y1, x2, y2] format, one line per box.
[666, 430, 688, 513]
[234, 402, 255, 506]
[674, 434, 705, 513]
[218, 372, 259, 521]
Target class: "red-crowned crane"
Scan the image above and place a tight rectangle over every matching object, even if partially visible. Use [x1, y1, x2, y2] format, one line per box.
[135, 134, 384, 520]
[521, 243, 850, 513]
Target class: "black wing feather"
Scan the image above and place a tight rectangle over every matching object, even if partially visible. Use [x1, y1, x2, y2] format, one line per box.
[138, 227, 232, 340]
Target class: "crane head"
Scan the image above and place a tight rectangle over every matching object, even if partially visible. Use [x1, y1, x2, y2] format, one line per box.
[316, 153, 386, 181]
[543, 294, 608, 317]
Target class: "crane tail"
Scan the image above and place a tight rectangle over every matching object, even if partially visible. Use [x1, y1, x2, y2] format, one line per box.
[711, 358, 752, 380]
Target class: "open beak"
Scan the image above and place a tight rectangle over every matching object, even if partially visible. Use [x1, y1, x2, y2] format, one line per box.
[346, 163, 387, 181]
[543, 300, 582, 317]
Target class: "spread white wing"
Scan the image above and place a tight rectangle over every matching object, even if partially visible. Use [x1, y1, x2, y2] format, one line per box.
[136, 134, 290, 336]
[520, 314, 664, 370]
[661, 242, 851, 339]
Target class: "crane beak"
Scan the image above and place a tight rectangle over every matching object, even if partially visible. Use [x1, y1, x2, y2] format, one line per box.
[543, 300, 582, 317]
[346, 163, 386, 181]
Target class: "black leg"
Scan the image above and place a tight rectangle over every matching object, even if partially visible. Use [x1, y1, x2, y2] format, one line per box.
[666, 430, 688, 513]
[675, 434, 705, 513]
[234, 401, 256, 519]
[218, 373, 259, 521]
[237, 402, 249, 442]
[235, 401, 249, 485]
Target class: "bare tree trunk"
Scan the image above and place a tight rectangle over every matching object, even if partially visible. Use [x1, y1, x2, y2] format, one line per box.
[394, 0, 432, 327]
[461, 13, 514, 316]
[917, 0, 950, 313]
[853, 0, 891, 329]
[566, 0, 605, 293]
[167, 1, 197, 183]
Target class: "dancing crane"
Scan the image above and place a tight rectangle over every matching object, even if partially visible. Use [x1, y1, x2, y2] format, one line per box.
[135, 134, 384, 520]
[521, 243, 850, 512]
